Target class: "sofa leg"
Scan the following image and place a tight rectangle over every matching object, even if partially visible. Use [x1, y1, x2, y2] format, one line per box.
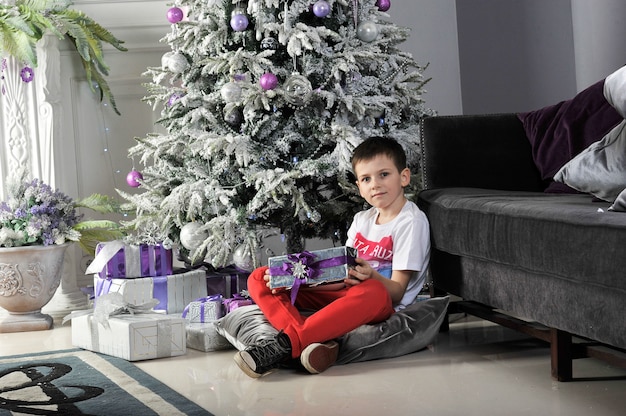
[551, 328, 573, 381]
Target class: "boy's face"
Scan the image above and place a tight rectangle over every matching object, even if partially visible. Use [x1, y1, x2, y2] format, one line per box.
[354, 154, 410, 212]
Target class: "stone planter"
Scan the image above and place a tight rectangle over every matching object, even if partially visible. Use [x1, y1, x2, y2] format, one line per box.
[0, 243, 70, 332]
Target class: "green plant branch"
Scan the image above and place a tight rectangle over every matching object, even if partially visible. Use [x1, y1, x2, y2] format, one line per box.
[0, 0, 127, 114]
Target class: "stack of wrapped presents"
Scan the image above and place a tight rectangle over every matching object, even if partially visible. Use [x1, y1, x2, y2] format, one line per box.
[69, 241, 252, 361]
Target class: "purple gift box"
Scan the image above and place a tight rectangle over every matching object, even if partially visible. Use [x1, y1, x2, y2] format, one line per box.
[206, 267, 249, 298]
[86, 241, 173, 279]
[223, 294, 254, 313]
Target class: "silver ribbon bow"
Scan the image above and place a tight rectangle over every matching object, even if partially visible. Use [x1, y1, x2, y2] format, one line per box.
[62, 292, 159, 329]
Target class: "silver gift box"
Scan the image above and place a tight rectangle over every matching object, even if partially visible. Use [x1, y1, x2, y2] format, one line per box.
[268, 246, 357, 289]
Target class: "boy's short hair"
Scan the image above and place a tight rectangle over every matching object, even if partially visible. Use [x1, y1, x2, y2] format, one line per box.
[351, 136, 407, 173]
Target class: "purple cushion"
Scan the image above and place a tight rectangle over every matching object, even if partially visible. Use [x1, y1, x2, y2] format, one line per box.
[517, 80, 622, 192]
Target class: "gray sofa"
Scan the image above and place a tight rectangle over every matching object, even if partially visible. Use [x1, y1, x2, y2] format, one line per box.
[416, 113, 626, 381]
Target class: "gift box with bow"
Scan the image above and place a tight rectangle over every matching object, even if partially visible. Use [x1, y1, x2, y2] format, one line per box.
[205, 266, 249, 298]
[186, 323, 233, 352]
[182, 295, 224, 323]
[67, 293, 186, 361]
[86, 241, 173, 279]
[268, 246, 357, 303]
[222, 293, 254, 313]
[94, 269, 207, 314]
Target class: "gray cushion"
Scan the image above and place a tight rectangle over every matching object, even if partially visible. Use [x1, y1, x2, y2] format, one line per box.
[553, 120, 626, 202]
[335, 296, 449, 364]
[213, 297, 449, 364]
[604, 65, 626, 118]
[609, 187, 626, 212]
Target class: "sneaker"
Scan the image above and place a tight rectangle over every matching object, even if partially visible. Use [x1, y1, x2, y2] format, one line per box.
[234, 332, 292, 378]
[300, 341, 339, 374]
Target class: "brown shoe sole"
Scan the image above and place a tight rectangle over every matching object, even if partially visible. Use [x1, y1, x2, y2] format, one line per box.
[300, 341, 339, 374]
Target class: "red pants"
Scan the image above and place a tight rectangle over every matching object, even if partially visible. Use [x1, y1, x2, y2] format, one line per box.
[246, 266, 394, 357]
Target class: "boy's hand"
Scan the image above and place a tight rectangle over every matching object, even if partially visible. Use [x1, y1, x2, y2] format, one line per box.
[345, 257, 373, 286]
[264, 268, 284, 294]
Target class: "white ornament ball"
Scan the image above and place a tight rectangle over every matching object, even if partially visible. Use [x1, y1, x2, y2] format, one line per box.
[233, 244, 261, 272]
[357, 21, 379, 42]
[179, 222, 209, 250]
[220, 82, 242, 103]
[167, 52, 189, 73]
[161, 52, 174, 68]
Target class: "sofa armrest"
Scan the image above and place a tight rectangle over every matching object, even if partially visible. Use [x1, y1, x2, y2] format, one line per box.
[420, 114, 544, 191]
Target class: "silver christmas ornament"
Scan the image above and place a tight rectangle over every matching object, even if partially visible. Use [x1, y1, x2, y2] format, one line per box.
[179, 222, 209, 250]
[283, 73, 313, 107]
[220, 82, 242, 103]
[357, 21, 379, 42]
[167, 52, 189, 73]
[161, 52, 174, 68]
[233, 244, 261, 272]
[261, 37, 279, 51]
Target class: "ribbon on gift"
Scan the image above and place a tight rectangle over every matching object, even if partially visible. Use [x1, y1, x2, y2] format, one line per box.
[62, 292, 159, 329]
[93, 275, 170, 313]
[223, 293, 254, 313]
[182, 295, 223, 323]
[269, 251, 350, 304]
[86, 241, 172, 278]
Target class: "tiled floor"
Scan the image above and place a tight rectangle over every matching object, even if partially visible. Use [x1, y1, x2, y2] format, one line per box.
[1, 314, 625, 416]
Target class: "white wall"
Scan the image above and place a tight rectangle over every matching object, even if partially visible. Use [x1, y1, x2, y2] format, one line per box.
[393, 1, 462, 115]
[571, 0, 626, 91]
[455, 0, 577, 114]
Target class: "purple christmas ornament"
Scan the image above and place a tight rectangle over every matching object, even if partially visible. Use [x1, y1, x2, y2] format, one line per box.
[260, 73, 278, 90]
[20, 66, 34, 83]
[167, 7, 184, 23]
[313, 1, 331, 18]
[230, 13, 249, 31]
[376, 0, 391, 12]
[126, 170, 143, 188]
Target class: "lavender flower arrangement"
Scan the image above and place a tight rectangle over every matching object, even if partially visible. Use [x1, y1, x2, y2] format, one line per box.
[0, 169, 123, 253]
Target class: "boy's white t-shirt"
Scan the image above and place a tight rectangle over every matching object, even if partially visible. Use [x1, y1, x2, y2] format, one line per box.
[346, 200, 430, 310]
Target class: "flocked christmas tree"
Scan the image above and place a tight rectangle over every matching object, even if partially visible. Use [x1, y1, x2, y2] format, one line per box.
[120, 0, 433, 270]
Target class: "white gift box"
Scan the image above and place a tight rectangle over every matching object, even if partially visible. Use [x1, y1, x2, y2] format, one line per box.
[186, 322, 233, 352]
[71, 313, 186, 361]
[183, 296, 224, 323]
[94, 269, 207, 314]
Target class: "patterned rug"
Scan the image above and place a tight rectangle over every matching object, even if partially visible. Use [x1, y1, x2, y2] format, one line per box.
[0, 348, 212, 415]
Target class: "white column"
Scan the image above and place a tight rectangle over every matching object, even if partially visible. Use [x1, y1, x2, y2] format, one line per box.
[0, 34, 88, 322]
[571, 0, 626, 91]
